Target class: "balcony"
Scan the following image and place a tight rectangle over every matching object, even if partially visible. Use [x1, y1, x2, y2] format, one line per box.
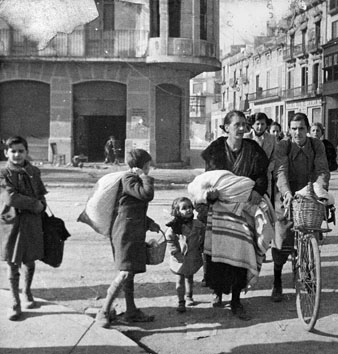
[0, 27, 220, 73]
[248, 87, 282, 102]
[0, 28, 149, 59]
[308, 39, 322, 54]
[294, 43, 308, 58]
[147, 37, 220, 72]
[283, 46, 295, 62]
[283, 84, 322, 100]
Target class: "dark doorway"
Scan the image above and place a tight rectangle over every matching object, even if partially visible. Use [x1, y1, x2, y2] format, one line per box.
[73, 81, 126, 162]
[74, 115, 125, 162]
[156, 84, 181, 163]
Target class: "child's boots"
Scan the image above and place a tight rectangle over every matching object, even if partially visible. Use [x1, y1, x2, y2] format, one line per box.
[22, 263, 36, 309]
[7, 271, 21, 321]
[176, 300, 186, 313]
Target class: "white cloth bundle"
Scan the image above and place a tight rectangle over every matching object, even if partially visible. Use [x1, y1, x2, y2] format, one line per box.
[295, 182, 335, 205]
[187, 170, 255, 204]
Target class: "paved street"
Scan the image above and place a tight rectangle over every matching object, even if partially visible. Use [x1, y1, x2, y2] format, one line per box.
[1, 171, 338, 353]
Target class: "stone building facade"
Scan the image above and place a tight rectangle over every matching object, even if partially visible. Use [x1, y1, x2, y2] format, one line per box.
[323, 0, 338, 147]
[0, 0, 220, 166]
[213, 0, 329, 136]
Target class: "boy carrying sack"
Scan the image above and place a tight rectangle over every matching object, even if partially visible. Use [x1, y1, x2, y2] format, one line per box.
[95, 149, 161, 328]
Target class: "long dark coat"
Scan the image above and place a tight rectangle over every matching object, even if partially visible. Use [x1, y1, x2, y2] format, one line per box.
[111, 172, 155, 273]
[201, 137, 269, 294]
[0, 161, 47, 265]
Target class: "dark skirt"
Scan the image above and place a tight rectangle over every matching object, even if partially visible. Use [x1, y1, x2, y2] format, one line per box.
[204, 255, 247, 294]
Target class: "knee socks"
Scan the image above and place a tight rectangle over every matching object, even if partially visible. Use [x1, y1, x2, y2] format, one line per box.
[7, 263, 20, 306]
[22, 262, 35, 298]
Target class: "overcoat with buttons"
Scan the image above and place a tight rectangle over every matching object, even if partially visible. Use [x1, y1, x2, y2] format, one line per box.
[0, 161, 47, 265]
[111, 171, 155, 273]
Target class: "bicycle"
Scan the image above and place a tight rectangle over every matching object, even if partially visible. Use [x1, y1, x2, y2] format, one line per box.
[290, 197, 334, 332]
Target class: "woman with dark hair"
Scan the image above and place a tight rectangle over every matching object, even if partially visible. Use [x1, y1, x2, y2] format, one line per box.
[201, 110, 269, 320]
[245, 112, 276, 200]
[310, 122, 337, 172]
[269, 121, 284, 142]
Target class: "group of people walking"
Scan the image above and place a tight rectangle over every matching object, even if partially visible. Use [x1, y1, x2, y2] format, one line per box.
[0, 109, 335, 327]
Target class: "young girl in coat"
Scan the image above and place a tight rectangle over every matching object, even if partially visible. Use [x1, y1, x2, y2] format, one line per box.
[0, 136, 47, 321]
[96, 148, 161, 328]
[165, 197, 205, 313]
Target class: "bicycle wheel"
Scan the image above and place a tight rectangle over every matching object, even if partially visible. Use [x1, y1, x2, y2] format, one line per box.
[295, 234, 321, 331]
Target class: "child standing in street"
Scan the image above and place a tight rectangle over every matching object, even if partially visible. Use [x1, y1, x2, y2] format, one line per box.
[96, 148, 161, 328]
[165, 197, 205, 313]
[0, 136, 47, 321]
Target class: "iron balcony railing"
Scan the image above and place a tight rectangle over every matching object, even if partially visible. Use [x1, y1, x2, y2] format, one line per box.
[283, 43, 308, 60]
[283, 83, 323, 99]
[308, 39, 322, 53]
[294, 43, 308, 57]
[247, 87, 282, 101]
[283, 46, 294, 61]
[0, 28, 149, 58]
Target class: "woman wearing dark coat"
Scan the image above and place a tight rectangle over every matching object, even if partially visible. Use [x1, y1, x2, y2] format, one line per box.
[96, 149, 160, 328]
[201, 110, 268, 320]
[310, 122, 337, 172]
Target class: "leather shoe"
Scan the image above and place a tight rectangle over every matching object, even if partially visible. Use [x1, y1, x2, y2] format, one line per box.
[271, 286, 283, 302]
[212, 293, 223, 308]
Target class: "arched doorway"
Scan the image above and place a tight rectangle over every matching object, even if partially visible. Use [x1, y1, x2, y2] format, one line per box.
[73, 81, 126, 162]
[0, 80, 50, 160]
[155, 84, 181, 163]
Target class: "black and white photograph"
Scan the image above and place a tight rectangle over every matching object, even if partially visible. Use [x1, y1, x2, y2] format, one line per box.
[0, 1, 338, 353]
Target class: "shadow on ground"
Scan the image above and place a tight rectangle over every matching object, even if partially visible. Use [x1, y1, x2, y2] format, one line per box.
[229, 340, 337, 354]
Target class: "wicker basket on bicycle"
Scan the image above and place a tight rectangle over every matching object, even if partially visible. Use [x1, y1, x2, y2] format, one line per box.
[292, 182, 325, 229]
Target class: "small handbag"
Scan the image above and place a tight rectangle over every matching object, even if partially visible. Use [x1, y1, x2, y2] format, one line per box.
[41, 207, 71, 268]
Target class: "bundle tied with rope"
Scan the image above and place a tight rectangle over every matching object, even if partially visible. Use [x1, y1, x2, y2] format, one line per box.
[292, 182, 326, 229]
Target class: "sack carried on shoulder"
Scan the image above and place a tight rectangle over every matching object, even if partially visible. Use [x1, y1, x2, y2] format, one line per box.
[42, 211, 71, 268]
[77, 171, 124, 236]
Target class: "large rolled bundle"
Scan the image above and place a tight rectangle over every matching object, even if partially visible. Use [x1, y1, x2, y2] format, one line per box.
[77, 171, 125, 236]
[188, 170, 255, 204]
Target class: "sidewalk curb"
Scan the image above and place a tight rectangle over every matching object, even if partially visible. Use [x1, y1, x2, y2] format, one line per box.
[0, 289, 148, 354]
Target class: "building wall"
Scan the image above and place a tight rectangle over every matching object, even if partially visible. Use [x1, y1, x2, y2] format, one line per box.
[0, 61, 190, 164]
[212, 1, 327, 136]
[0, 0, 221, 166]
